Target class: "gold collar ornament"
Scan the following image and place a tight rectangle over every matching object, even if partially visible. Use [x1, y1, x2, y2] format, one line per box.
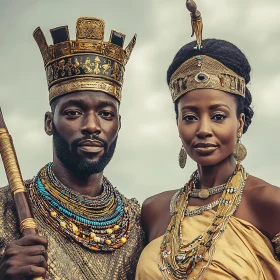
[33, 17, 137, 103]
[169, 1, 246, 102]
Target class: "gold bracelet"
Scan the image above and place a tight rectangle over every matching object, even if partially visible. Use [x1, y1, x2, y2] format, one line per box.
[20, 218, 38, 233]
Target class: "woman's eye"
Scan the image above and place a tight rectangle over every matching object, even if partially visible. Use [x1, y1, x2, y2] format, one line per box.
[65, 110, 81, 117]
[212, 114, 227, 121]
[183, 115, 198, 121]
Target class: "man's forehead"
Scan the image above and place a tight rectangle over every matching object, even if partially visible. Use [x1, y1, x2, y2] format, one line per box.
[57, 91, 119, 109]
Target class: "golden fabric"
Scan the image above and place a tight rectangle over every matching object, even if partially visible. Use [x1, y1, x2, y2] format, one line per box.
[0, 182, 145, 280]
[136, 206, 280, 280]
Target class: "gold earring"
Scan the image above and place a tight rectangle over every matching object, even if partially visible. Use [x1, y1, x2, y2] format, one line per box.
[233, 134, 247, 162]
[179, 146, 187, 168]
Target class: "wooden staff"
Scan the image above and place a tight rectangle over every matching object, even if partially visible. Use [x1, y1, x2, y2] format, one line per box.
[0, 108, 43, 280]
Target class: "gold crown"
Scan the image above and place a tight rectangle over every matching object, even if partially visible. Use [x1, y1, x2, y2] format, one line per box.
[169, 55, 246, 102]
[33, 17, 137, 103]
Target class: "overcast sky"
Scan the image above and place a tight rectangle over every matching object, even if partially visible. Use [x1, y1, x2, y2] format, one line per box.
[0, 0, 279, 203]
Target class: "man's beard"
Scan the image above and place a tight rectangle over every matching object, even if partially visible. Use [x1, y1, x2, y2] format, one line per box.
[52, 123, 118, 177]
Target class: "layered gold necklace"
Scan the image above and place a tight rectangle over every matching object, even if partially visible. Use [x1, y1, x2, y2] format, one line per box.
[159, 163, 248, 279]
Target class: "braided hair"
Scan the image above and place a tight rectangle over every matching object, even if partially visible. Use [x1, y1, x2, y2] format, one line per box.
[168, 39, 254, 133]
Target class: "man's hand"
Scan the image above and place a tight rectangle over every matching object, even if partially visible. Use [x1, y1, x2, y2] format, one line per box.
[0, 235, 48, 280]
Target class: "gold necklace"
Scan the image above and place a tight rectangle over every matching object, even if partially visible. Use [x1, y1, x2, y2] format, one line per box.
[159, 163, 248, 280]
[189, 183, 226, 199]
[185, 198, 221, 217]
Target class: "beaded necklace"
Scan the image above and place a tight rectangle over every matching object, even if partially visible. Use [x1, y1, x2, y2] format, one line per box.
[29, 163, 132, 252]
[159, 163, 248, 279]
[185, 198, 221, 217]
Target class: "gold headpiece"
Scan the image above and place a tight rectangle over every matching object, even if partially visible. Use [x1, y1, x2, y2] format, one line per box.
[169, 1, 246, 102]
[170, 55, 246, 102]
[33, 17, 137, 103]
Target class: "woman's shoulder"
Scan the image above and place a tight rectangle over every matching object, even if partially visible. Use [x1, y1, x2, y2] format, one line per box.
[243, 175, 280, 237]
[141, 190, 179, 241]
[142, 190, 179, 217]
[245, 175, 279, 205]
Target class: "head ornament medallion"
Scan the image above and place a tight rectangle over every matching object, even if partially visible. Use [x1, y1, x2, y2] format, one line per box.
[34, 17, 137, 103]
[169, 0, 246, 102]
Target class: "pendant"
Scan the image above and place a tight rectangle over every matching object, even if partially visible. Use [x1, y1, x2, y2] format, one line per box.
[198, 189, 210, 199]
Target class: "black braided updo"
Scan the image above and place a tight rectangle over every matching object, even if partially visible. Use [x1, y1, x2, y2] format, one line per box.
[168, 39, 254, 133]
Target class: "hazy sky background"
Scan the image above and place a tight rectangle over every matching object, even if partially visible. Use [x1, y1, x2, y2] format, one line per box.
[0, 0, 279, 203]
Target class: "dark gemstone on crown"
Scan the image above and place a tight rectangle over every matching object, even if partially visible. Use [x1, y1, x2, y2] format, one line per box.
[195, 72, 209, 83]
[198, 74, 206, 81]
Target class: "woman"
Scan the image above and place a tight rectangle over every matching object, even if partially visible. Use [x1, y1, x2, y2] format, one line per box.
[136, 1, 280, 279]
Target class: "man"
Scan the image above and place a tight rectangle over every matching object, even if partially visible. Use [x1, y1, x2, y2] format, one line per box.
[0, 17, 144, 280]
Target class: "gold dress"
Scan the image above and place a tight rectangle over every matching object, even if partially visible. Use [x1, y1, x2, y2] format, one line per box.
[136, 206, 280, 280]
[0, 182, 145, 280]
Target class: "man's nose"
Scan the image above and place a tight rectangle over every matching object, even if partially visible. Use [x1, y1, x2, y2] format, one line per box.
[81, 112, 101, 135]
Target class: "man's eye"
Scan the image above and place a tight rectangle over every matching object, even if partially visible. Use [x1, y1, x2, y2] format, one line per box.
[182, 115, 197, 121]
[212, 114, 227, 121]
[99, 111, 114, 118]
[65, 110, 81, 117]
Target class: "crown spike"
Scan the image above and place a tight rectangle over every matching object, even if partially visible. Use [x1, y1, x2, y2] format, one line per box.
[186, 0, 203, 48]
[124, 34, 137, 66]
[33, 27, 52, 65]
[76, 17, 105, 41]
[110, 30, 126, 48]
[50, 26, 70, 44]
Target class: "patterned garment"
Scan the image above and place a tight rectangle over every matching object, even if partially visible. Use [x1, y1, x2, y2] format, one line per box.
[0, 180, 145, 280]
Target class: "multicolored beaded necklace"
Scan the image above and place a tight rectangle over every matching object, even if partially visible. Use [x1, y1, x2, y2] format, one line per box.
[29, 163, 132, 252]
[159, 163, 248, 279]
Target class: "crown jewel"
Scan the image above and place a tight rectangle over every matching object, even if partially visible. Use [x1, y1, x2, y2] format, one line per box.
[33, 17, 137, 103]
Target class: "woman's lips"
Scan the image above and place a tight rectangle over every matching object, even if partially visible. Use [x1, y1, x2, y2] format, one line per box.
[193, 143, 218, 155]
[194, 146, 218, 155]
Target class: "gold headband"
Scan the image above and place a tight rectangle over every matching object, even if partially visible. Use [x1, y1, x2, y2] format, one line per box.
[169, 55, 246, 102]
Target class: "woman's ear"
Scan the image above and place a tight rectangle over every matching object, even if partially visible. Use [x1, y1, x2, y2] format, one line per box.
[118, 115, 121, 131]
[238, 113, 245, 134]
[45, 112, 53, 136]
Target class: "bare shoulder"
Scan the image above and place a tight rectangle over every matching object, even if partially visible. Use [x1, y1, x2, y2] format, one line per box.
[142, 190, 178, 217]
[243, 175, 280, 237]
[245, 175, 279, 206]
[141, 190, 178, 241]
